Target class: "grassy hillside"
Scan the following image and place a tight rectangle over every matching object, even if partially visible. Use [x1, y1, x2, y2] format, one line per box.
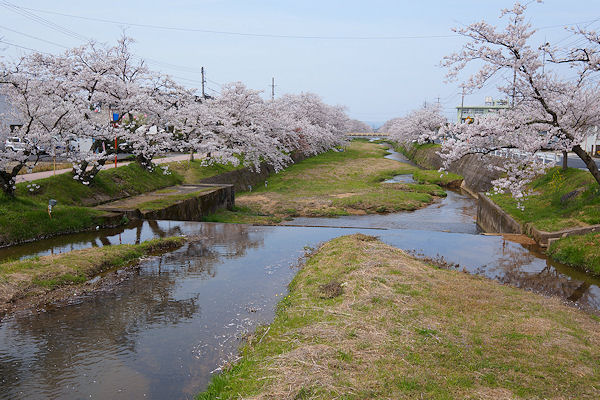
[199, 234, 600, 399]
[490, 167, 600, 232]
[205, 141, 447, 224]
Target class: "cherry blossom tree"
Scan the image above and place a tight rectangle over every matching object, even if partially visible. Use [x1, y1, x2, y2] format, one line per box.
[0, 54, 83, 196]
[378, 117, 401, 134]
[207, 82, 291, 171]
[1, 37, 356, 196]
[440, 1, 600, 200]
[63, 37, 181, 177]
[346, 119, 372, 133]
[387, 104, 446, 146]
[274, 92, 349, 156]
[173, 96, 221, 162]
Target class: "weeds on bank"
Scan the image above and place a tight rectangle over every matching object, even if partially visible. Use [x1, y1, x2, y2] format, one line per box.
[210, 141, 447, 223]
[199, 234, 600, 399]
[548, 232, 600, 275]
[0, 237, 185, 297]
[490, 167, 600, 232]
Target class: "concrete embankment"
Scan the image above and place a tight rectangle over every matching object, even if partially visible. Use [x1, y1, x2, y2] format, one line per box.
[399, 144, 509, 235]
[196, 152, 307, 192]
[477, 192, 600, 246]
[401, 144, 600, 247]
[400, 144, 505, 194]
[97, 184, 235, 222]
[476, 193, 523, 234]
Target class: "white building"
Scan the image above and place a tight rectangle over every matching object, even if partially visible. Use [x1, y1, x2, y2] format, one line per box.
[0, 93, 23, 138]
[456, 97, 509, 123]
[582, 127, 600, 157]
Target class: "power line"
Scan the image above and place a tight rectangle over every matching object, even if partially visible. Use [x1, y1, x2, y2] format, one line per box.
[14, 4, 459, 41]
[0, 39, 52, 54]
[206, 78, 222, 86]
[0, 24, 69, 49]
[1, 1, 89, 43]
[537, 17, 600, 31]
[1, 2, 219, 92]
[144, 57, 200, 73]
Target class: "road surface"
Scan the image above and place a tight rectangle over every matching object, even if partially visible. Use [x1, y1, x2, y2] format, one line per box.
[15, 154, 191, 183]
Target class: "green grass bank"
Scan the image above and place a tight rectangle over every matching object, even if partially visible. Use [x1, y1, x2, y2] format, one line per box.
[489, 167, 600, 232]
[0, 159, 244, 246]
[198, 234, 600, 399]
[548, 232, 600, 276]
[0, 236, 185, 315]
[205, 141, 449, 224]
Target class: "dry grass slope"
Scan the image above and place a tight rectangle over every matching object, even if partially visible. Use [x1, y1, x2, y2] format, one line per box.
[205, 141, 445, 223]
[0, 237, 185, 315]
[199, 234, 600, 399]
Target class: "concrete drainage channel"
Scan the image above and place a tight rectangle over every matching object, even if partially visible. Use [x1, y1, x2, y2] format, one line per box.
[96, 184, 235, 222]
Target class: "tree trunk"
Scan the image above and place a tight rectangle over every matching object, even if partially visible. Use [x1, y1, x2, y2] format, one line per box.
[136, 154, 154, 171]
[562, 150, 568, 171]
[573, 145, 600, 187]
[0, 171, 16, 197]
[72, 160, 89, 178]
[72, 158, 107, 184]
[190, 151, 194, 162]
[0, 163, 25, 197]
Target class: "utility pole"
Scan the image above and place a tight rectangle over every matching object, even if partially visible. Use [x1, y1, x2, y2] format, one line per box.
[511, 67, 516, 107]
[542, 36, 547, 74]
[459, 88, 465, 123]
[271, 77, 275, 101]
[436, 96, 440, 105]
[201, 67, 206, 98]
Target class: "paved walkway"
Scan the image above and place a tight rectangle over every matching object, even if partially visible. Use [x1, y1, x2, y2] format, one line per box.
[15, 154, 191, 183]
[564, 153, 600, 170]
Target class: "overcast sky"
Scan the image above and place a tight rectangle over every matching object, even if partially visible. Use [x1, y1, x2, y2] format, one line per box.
[1, 0, 599, 126]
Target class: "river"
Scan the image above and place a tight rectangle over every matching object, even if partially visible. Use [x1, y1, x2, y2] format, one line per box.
[1, 146, 599, 399]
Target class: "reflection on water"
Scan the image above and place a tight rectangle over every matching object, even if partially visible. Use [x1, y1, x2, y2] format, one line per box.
[384, 174, 415, 183]
[0, 220, 188, 262]
[2, 221, 600, 399]
[0, 224, 309, 399]
[285, 190, 478, 234]
[1, 143, 599, 398]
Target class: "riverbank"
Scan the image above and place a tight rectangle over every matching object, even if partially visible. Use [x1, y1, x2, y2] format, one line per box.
[548, 232, 600, 276]
[394, 142, 505, 194]
[204, 141, 453, 224]
[0, 156, 257, 247]
[199, 234, 600, 399]
[0, 162, 183, 247]
[489, 167, 600, 231]
[0, 236, 185, 317]
[395, 142, 600, 274]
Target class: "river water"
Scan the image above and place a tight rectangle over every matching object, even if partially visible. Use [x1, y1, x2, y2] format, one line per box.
[1, 146, 599, 399]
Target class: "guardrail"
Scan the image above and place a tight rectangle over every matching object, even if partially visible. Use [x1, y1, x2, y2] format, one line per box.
[345, 132, 389, 137]
[492, 148, 560, 165]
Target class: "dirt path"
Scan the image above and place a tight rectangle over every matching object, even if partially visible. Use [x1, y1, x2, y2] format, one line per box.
[15, 154, 191, 183]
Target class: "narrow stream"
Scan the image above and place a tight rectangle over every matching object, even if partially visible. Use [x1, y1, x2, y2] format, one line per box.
[1, 145, 599, 399]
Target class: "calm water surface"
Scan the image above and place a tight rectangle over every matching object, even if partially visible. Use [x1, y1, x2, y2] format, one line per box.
[1, 145, 599, 399]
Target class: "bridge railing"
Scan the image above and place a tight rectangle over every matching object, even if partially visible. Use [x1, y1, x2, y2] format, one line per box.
[345, 132, 389, 137]
[492, 149, 560, 165]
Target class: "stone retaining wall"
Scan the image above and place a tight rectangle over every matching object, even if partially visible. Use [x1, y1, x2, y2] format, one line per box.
[527, 224, 600, 247]
[140, 185, 234, 221]
[403, 145, 505, 194]
[476, 193, 523, 234]
[198, 152, 308, 192]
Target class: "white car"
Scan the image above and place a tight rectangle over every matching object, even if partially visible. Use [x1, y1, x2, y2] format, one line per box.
[5, 136, 26, 152]
[4, 136, 46, 153]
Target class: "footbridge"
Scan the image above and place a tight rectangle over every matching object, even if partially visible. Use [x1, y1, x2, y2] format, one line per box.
[346, 132, 389, 138]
